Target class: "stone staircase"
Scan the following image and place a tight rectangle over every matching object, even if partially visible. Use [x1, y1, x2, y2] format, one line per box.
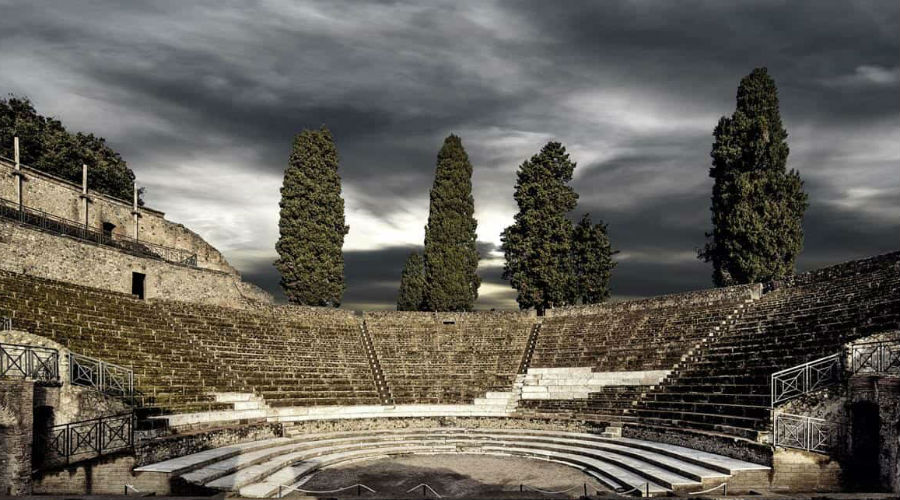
[359, 319, 393, 405]
[136, 428, 770, 498]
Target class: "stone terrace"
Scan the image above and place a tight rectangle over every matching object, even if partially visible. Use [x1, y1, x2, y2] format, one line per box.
[364, 311, 536, 404]
[0, 270, 380, 414]
[629, 251, 900, 440]
[519, 252, 900, 444]
[520, 285, 757, 419]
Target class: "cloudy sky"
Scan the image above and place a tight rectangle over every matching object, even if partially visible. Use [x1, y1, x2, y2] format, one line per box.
[1, 1, 897, 309]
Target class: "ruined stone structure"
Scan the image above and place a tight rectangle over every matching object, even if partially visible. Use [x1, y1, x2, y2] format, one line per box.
[0, 157, 270, 307]
[1, 251, 897, 495]
[1, 164, 898, 495]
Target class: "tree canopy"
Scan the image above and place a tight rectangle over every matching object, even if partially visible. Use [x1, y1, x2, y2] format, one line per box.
[572, 213, 615, 304]
[501, 141, 578, 314]
[275, 126, 349, 306]
[422, 134, 481, 311]
[397, 252, 426, 311]
[699, 68, 808, 286]
[0, 95, 141, 204]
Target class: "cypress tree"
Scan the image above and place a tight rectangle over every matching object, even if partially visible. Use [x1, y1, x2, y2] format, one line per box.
[397, 252, 426, 311]
[275, 127, 349, 306]
[699, 68, 808, 286]
[422, 134, 481, 311]
[501, 142, 578, 314]
[572, 213, 615, 304]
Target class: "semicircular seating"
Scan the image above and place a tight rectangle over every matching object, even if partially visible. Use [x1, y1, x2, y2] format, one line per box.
[135, 428, 769, 498]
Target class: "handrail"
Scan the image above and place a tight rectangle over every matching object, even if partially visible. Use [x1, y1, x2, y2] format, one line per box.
[851, 339, 900, 375]
[616, 482, 651, 497]
[521, 483, 587, 495]
[687, 482, 727, 495]
[124, 484, 148, 496]
[36, 412, 134, 467]
[69, 352, 135, 399]
[773, 411, 841, 454]
[0, 341, 60, 382]
[770, 352, 842, 406]
[406, 483, 443, 498]
[0, 194, 197, 267]
[277, 483, 376, 498]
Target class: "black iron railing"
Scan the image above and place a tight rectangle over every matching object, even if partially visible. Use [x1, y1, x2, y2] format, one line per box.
[0, 195, 197, 267]
[0, 342, 60, 382]
[69, 352, 135, 400]
[773, 412, 844, 454]
[851, 339, 900, 375]
[36, 413, 134, 467]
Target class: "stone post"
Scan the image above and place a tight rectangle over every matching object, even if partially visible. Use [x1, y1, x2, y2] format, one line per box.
[12, 137, 24, 213]
[80, 164, 90, 229]
[131, 183, 141, 240]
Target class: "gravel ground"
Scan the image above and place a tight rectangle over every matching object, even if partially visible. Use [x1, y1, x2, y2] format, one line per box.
[284, 453, 611, 499]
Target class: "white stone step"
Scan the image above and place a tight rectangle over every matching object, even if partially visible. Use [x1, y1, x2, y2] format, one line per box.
[210, 392, 255, 403]
[162, 431, 767, 497]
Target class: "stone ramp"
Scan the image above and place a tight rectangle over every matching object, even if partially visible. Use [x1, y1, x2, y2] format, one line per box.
[136, 428, 769, 498]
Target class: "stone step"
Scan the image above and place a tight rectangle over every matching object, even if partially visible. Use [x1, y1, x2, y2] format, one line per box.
[141, 428, 769, 498]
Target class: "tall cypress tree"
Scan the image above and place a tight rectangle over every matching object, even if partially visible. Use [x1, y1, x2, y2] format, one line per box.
[501, 142, 578, 314]
[572, 213, 615, 304]
[275, 127, 349, 306]
[422, 134, 481, 311]
[700, 68, 808, 286]
[397, 252, 426, 311]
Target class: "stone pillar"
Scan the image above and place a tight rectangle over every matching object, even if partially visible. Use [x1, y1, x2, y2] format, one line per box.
[0, 379, 34, 495]
[80, 164, 90, 229]
[131, 183, 140, 240]
[12, 137, 25, 212]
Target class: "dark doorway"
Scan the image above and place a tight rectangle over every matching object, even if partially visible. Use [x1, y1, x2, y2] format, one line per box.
[131, 272, 145, 299]
[849, 400, 882, 490]
[31, 405, 55, 469]
[102, 222, 116, 240]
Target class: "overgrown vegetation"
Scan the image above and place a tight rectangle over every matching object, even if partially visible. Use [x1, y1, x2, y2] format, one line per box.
[0, 95, 141, 204]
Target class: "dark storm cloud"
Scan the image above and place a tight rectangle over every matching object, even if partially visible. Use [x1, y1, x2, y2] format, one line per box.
[0, 0, 896, 309]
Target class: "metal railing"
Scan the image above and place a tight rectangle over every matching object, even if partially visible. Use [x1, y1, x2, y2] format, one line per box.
[0, 342, 60, 382]
[277, 483, 376, 498]
[773, 412, 842, 454]
[406, 484, 442, 498]
[36, 412, 134, 467]
[0, 195, 197, 267]
[851, 339, 900, 375]
[69, 353, 134, 399]
[770, 353, 842, 406]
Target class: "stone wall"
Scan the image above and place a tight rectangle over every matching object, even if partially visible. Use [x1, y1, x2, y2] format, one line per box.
[0, 329, 130, 424]
[768, 250, 900, 291]
[0, 379, 33, 495]
[848, 375, 900, 492]
[0, 219, 271, 308]
[0, 159, 236, 274]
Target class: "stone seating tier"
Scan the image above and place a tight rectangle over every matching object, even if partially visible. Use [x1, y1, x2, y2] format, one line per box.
[518, 252, 900, 441]
[135, 427, 770, 497]
[0, 269, 380, 413]
[364, 312, 535, 404]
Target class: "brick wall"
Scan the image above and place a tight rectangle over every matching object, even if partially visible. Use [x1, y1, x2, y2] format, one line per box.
[0, 379, 33, 495]
[0, 220, 271, 308]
